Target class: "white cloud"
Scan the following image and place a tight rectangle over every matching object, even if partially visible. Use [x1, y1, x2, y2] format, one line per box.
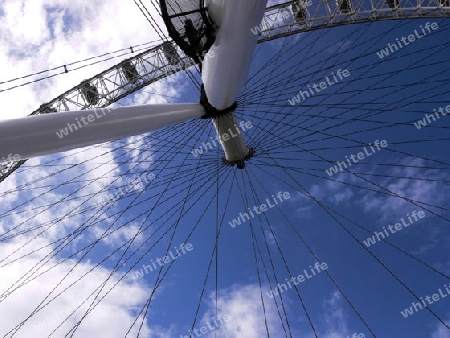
[0, 142, 164, 336]
[297, 157, 448, 227]
[195, 285, 363, 338]
[0, 2, 175, 336]
[200, 284, 287, 338]
[356, 157, 450, 226]
[297, 177, 354, 210]
[0, 0, 166, 121]
[432, 322, 450, 338]
[321, 291, 349, 337]
[0, 235, 166, 337]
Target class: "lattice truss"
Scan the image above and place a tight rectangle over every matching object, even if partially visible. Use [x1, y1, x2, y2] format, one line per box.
[259, 0, 449, 41]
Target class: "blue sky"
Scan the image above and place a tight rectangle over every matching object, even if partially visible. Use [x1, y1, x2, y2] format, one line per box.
[0, 1, 449, 337]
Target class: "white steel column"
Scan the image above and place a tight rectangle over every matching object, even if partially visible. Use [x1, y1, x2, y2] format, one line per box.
[202, 0, 268, 164]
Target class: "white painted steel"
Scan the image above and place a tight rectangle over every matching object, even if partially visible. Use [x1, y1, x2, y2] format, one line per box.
[213, 113, 250, 162]
[0, 103, 205, 161]
[202, 0, 268, 110]
[202, 0, 267, 163]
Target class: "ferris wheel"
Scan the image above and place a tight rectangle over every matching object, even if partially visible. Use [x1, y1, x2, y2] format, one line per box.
[0, 0, 449, 337]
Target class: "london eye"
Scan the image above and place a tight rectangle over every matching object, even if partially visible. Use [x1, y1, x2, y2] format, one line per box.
[0, 0, 449, 337]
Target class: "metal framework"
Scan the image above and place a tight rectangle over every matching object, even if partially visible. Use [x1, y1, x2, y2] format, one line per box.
[257, 0, 449, 41]
[159, 0, 217, 62]
[1, 0, 449, 182]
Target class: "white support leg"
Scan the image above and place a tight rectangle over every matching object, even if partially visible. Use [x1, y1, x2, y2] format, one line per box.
[201, 0, 267, 166]
[0, 103, 205, 161]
